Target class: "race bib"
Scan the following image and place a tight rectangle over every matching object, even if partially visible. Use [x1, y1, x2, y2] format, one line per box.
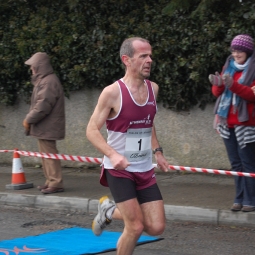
[124, 127, 152, 162]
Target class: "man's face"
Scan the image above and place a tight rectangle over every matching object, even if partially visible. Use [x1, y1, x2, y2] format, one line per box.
[129, 41, 152, 79]
[30, 66, 36, 75]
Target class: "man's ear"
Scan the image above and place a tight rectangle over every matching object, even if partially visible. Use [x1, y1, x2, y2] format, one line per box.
[121, 55, 130, 67]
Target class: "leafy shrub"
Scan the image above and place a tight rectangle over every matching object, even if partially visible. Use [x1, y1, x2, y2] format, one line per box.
[0, 0, 254, 110]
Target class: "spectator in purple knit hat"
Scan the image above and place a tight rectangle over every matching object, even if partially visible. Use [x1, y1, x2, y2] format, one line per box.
[231, 34, 254, 57]
[208, 34, 255, 213]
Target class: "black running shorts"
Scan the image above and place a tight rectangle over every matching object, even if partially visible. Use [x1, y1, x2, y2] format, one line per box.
[105, 169, 163, 204]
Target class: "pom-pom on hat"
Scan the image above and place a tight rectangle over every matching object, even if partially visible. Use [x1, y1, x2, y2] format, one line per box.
[231, 34, 254, 55]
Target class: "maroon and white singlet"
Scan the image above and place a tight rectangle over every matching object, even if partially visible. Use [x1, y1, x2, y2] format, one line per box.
[103, 79, 157, 173]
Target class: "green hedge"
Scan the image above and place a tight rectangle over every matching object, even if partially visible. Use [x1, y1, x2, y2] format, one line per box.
[0, 0, 254, 110]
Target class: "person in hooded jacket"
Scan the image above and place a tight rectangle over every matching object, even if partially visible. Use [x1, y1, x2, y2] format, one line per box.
[208, 34, 255, 212]
[23, 52, 65, 194]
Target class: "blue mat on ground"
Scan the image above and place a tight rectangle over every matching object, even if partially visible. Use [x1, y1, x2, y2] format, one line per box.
[0, 227, 163, 255]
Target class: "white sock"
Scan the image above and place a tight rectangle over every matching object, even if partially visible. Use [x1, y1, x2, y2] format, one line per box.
[106, 205, 116, 220]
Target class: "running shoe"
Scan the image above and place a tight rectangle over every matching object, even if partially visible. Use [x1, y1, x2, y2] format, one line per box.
[92, 196, 116, 236]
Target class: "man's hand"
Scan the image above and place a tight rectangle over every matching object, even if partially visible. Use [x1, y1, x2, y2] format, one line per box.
[155, 152, 169, 172]
[22, 119, 30, 131]
[110, 152, 130, 170]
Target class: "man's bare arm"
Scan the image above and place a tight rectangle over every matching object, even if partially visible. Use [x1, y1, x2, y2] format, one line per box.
[151, 82, 169, 172]
[86, 84, 130, 169]
[86, 85, 116, 157]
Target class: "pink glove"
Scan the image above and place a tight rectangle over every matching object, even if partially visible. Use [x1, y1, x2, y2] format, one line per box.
[208, 72, 223, 86]
[222, 73, 233, 88]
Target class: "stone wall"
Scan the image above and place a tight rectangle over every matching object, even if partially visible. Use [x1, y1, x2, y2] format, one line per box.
[0, 88, 230, 170]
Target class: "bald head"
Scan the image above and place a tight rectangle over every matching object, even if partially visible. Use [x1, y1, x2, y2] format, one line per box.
[120, 37, 150, 60]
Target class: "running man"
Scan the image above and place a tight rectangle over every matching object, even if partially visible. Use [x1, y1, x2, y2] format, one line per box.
[86, 37, 169, 255]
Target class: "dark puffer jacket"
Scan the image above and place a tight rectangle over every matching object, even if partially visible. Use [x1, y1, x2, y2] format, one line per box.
[25, 53, 65, 140]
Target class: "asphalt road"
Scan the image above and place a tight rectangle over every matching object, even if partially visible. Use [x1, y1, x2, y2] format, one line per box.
[1, 205, 255, 255]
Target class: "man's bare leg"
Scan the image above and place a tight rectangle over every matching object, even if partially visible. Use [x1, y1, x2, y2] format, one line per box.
[115, 198, 144, 255]
[141, 200, 165, 236]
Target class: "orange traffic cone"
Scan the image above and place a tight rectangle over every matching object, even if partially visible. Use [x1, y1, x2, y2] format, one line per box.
[6, 149, 33, 190]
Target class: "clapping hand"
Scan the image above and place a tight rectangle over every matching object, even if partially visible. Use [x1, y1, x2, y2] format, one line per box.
[208, 72, 223, 86]
[222, 73, 233, 88]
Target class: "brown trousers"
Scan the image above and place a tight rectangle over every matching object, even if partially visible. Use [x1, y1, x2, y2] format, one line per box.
[38, 139, 63, 188]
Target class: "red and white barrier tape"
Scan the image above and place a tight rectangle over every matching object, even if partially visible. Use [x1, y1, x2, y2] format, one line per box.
[1, 149, 255, 178]
[0, 150, 13, 153]
[0, 149, 102, 164]
[18, 150, 102, 164]
[152, 164, 255, 178]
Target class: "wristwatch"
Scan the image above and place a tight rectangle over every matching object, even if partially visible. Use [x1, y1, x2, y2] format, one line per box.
[153, 147, 163, 154]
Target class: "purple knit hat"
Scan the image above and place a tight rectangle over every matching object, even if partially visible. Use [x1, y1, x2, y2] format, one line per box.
[231, 34, 254, 55]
